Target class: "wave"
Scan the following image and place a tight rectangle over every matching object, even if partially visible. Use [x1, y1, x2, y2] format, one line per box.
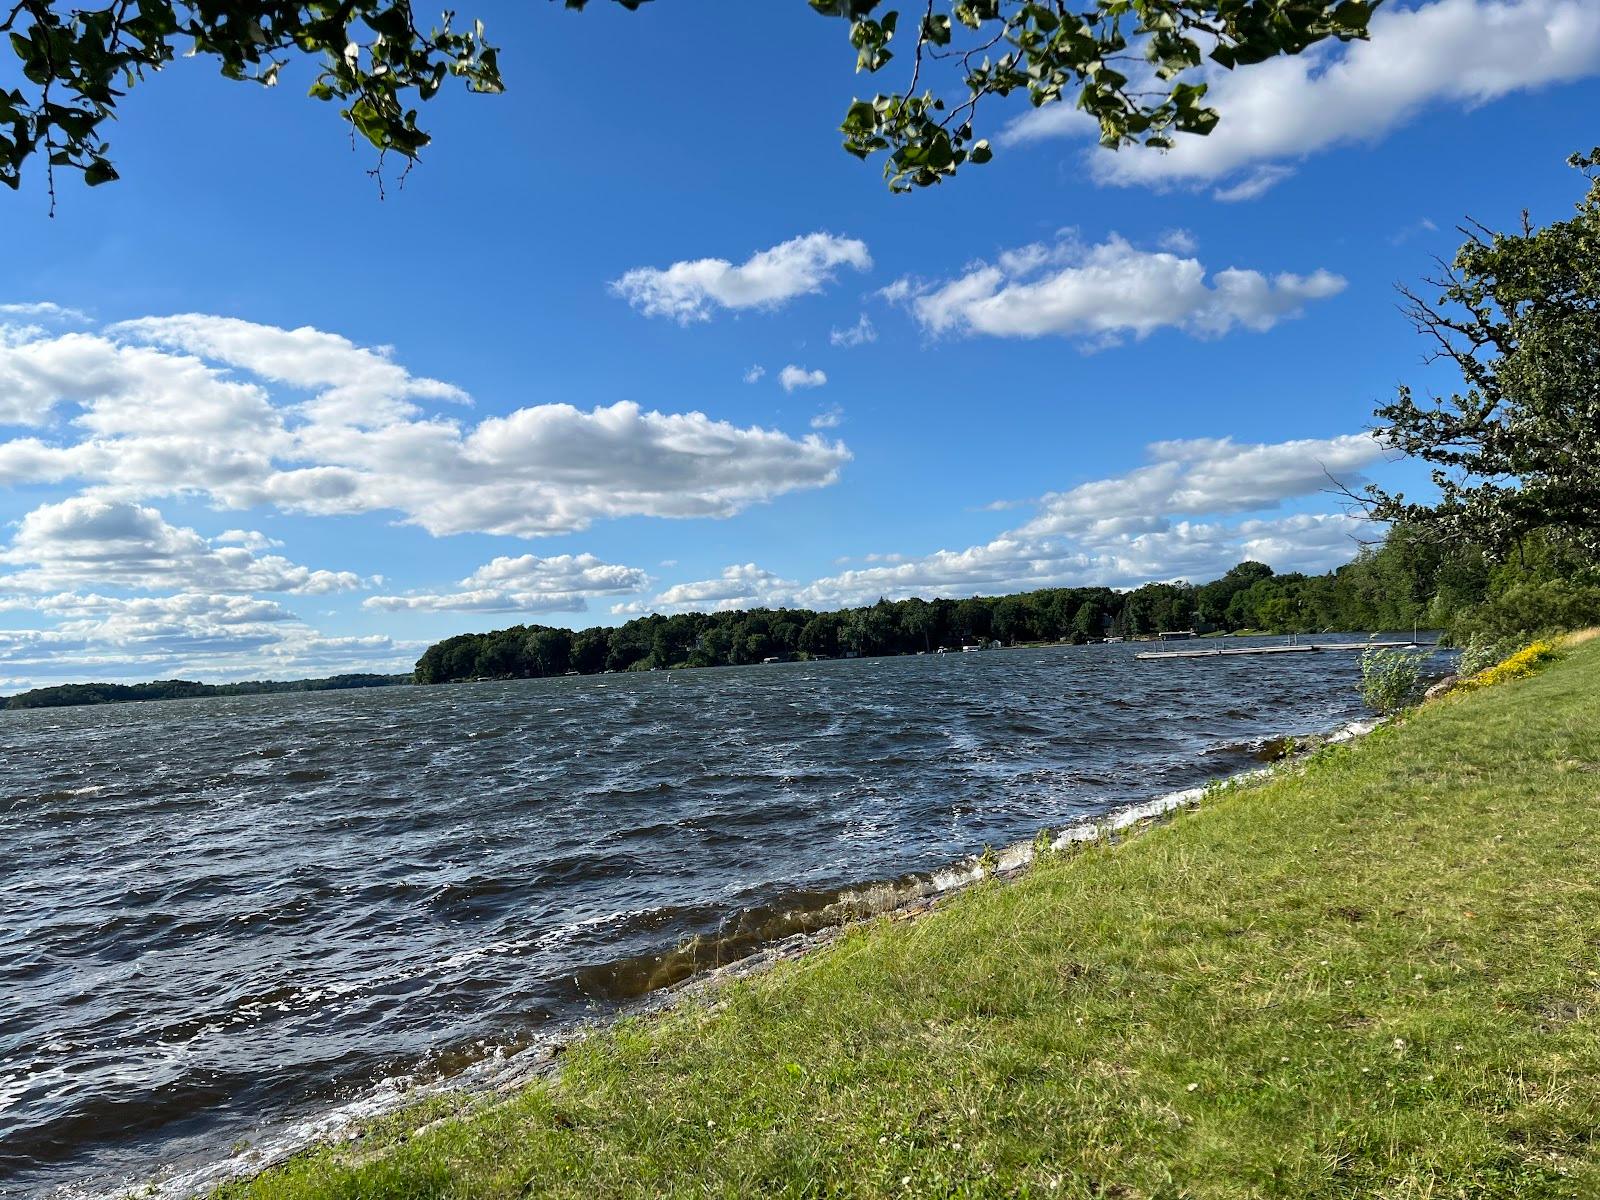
[64, 714, 1380, 1200]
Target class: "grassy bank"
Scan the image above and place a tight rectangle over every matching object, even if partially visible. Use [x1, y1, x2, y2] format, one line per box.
[226, 639, 1600, 1199]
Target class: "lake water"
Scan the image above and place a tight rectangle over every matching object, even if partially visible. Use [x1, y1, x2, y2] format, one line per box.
[1, 640, 1395, 1196]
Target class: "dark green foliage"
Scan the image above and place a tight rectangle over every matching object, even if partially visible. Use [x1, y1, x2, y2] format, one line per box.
[0, 0, 511, 197]
[1, 0, 1372, 198]
[1371, 150, 1600, 558]
[813, 0, 1377, 191]
[412, 532, 1492, 685]
[1443, 532, 1600, 646]
[2, 672, 407, 709]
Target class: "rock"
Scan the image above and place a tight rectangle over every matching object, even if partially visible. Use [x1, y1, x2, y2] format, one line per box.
[1424, 674, 1461, 701]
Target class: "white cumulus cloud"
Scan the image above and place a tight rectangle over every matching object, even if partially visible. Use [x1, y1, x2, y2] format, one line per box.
[779, 365, 828, 392]
[0, 314, 851, 538]
[1001, 0, 1600, 199]
[0, 497, 363, 594]
[1017, 434, 1385, 539]
[610, 233, 872, 323]
[0, 301, 89, 323]
[887, 234, 1344, 343]
[112, 313, 466, 425]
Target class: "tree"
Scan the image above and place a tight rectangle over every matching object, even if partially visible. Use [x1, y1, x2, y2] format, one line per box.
[1070, 598, 1102, 643]
[1195, 560, 1273, 627]
[605, 624, 650, 672]
[798, 614, 838, 658]
[953, 597, 991, 641]
[474, 626, 525, 676]
[525, 626, 572, 676]
[1369, 150, 1600, 559]
[1257, 595, 1302, 634]
[991, 595, 1027, 643]
[897, 597, 936, 651]
[1122, 581, 1193, 635]
[570, 627, 610, 674]
[2, 0, 1376, 199]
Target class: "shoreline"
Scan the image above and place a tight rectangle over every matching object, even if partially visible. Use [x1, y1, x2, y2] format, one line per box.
[87, 713, 1382, 1200]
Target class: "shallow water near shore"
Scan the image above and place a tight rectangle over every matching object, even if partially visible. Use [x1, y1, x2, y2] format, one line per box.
[2, 638, 1411, 1196]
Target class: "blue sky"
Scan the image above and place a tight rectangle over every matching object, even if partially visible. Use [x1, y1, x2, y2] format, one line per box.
[1, 0, 1598, 687]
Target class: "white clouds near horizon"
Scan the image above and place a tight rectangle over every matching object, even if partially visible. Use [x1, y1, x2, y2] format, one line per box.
[365, 553, 650, 614]
[0, 496, 363, 595]
[1017, 433, 1383, 539]
[0, 307, 855, 686]
[613, 563, 797, 615]
[0, 593, 418, 688]
[624, 433, 1387, 614]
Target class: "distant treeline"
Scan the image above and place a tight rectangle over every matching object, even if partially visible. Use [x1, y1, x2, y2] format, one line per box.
[415, 530, 1485, 685]
[4, 673, 410, 710]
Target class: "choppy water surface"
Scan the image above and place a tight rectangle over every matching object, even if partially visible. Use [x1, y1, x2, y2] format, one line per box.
[3, 641, 1392, 1196]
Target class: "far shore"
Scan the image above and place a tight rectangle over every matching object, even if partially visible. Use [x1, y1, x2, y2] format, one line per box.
[1, 631, 1433, 712]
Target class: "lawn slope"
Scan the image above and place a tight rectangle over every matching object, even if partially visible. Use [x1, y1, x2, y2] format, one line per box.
[228, 639, 1600, 1199]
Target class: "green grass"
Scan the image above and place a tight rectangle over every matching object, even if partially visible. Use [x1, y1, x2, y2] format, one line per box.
[225, 638, 1600, 1199]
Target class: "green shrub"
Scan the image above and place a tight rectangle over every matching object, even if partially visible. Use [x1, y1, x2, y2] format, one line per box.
[1358, 645, 1431, 713]
[1449, 579, 1600, 646]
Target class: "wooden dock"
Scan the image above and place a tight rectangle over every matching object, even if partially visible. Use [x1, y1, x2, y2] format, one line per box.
[1135, 640, 1435, 661]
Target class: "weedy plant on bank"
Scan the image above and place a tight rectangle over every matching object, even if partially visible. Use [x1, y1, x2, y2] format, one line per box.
[1357, 643, 1432, 713]
[1031, 828, 1056, 861]
[1457, 632, 1513, 677]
